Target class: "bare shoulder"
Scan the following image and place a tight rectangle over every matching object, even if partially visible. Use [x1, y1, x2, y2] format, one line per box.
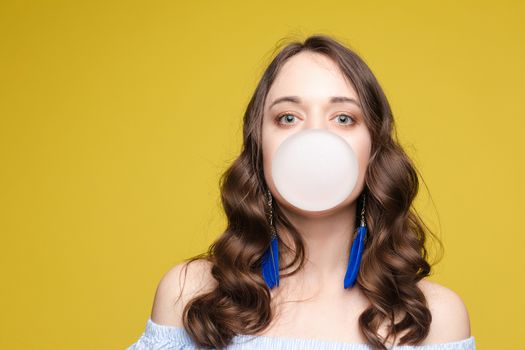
[150, 258, 216, 327]
[417, 278, 472, 343]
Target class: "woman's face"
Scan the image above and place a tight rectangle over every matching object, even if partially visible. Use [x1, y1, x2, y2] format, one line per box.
[262, 51, 372, 216]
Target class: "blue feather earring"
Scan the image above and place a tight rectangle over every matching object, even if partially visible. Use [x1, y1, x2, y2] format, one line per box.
[343, 192, 368, 289]
[261, 190, 368, 290]
[261, 189, 279, 289]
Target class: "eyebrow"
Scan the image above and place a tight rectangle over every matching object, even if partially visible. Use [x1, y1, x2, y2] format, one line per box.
[268, 95, 362, 109]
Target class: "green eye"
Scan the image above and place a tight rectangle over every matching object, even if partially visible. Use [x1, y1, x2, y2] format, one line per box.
[275, 113, 298, 126]
[273, 113, 356, 127]
[336, 114, 356, 125]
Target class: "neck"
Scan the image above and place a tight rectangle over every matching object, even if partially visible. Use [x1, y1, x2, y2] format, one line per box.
[276, 202, 358, 292]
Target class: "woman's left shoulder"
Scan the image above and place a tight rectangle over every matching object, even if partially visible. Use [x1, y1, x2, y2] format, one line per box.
[416, 278, 472, 344]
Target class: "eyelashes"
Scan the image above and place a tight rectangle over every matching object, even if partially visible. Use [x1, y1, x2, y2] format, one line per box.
[274, 112, 357, 128]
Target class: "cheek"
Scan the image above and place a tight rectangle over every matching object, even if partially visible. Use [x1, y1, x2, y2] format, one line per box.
[348, 133, 372, 178]
[358, 140, 372, 169]
[261, 126, 293, 190]
[261, 128, 278, 182]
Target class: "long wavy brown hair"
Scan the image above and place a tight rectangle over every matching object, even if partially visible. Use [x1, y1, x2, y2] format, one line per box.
[177, 34, 444, 350]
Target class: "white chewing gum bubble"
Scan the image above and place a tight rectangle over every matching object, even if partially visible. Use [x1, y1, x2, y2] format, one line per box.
[271, 129, 359, 212]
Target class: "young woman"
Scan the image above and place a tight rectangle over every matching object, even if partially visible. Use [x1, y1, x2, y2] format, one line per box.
[127, 34, 476, 350]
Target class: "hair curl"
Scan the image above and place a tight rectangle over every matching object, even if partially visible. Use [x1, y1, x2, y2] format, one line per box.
[178, 34, 444, 350]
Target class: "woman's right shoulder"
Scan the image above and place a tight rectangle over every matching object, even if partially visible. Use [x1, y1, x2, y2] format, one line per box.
[149, 258, 216, 328]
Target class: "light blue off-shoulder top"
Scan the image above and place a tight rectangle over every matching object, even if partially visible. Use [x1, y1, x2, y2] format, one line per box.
[126, 318, 476, 350]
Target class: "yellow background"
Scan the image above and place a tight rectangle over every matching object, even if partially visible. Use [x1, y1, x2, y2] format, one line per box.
[1, 1, 523, 348]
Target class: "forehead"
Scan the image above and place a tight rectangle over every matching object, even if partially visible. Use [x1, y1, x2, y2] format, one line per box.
[266, 51, 358, 106]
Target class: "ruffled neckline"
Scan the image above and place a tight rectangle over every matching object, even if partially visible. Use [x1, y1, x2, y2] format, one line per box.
[145, 318, 476, 350]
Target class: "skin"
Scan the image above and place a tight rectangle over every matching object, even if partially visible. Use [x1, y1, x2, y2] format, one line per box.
[259, 50, 374, 342]
[148, 51, 472, 347]
[261, 51, 371, 296]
